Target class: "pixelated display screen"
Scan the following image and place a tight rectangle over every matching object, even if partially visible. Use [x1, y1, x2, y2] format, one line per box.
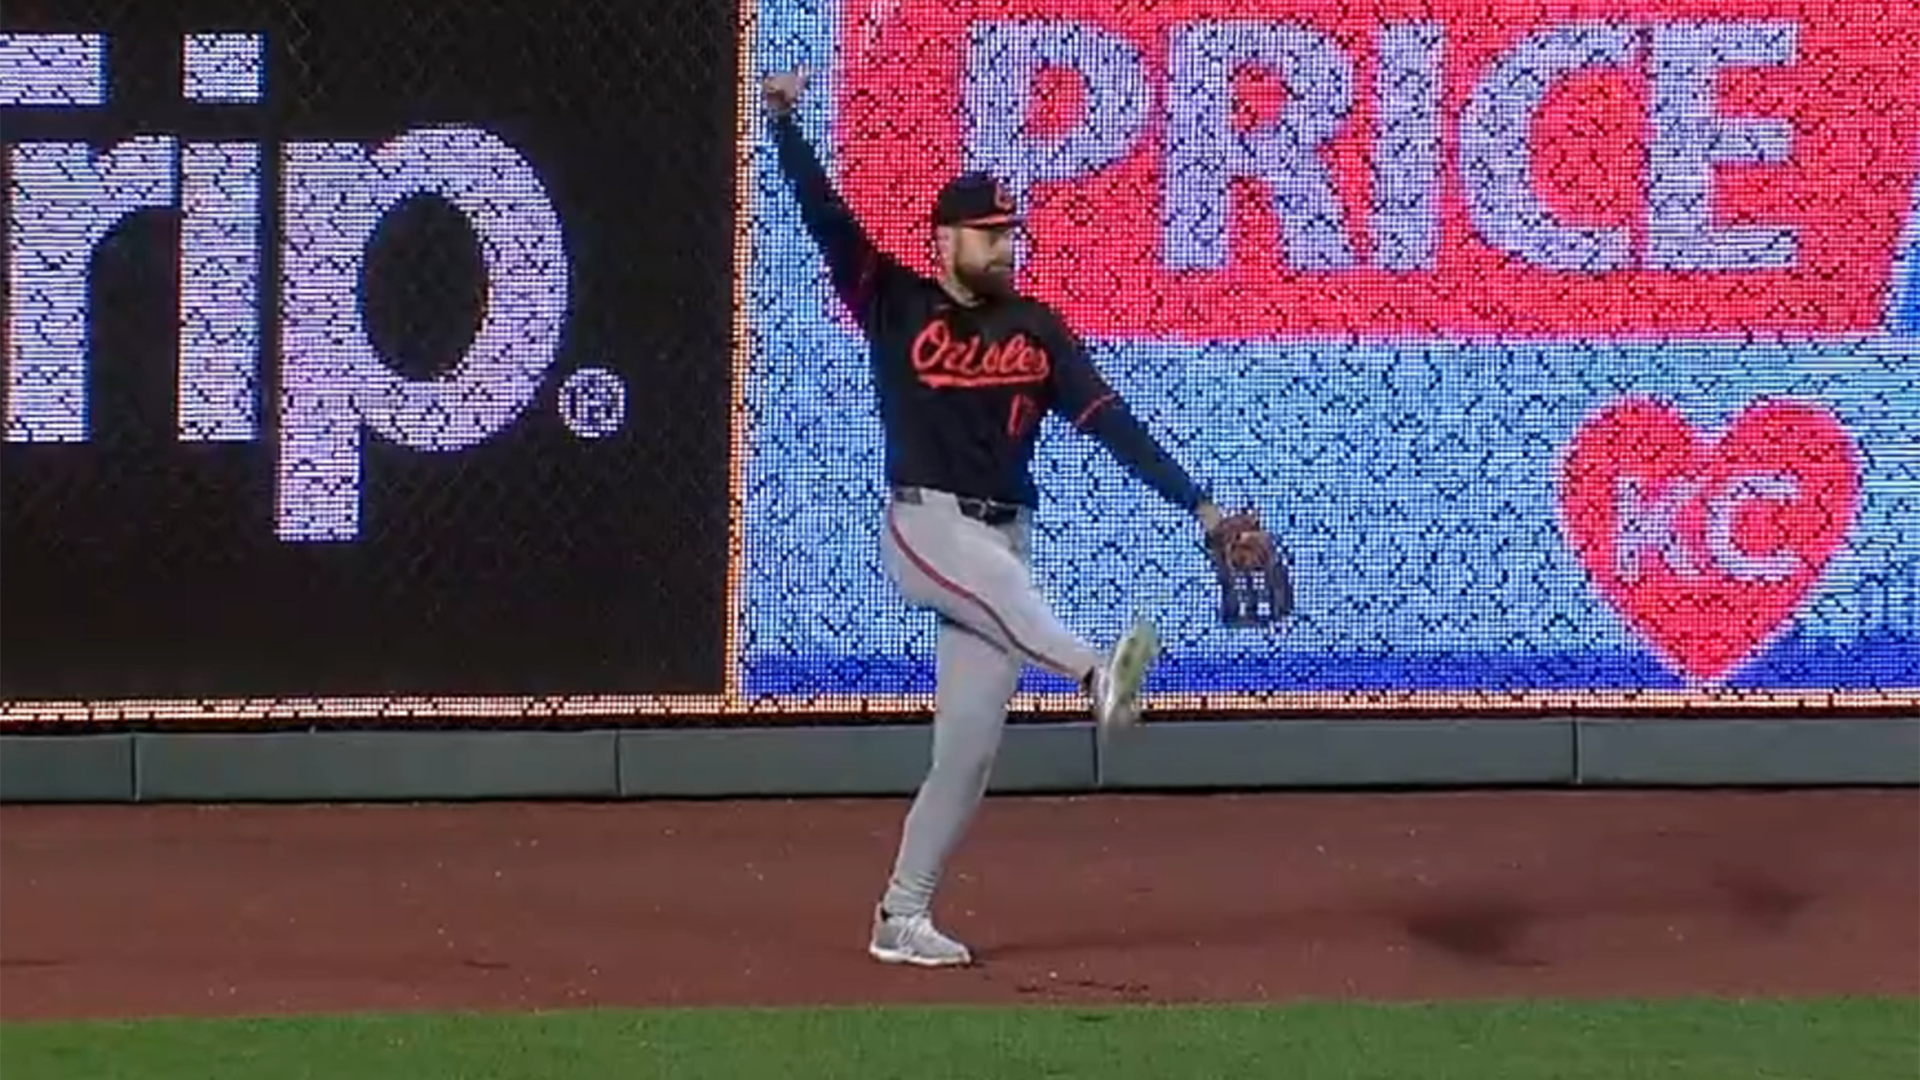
[733, 0, 1920, 709]
[1, 4, 743, 721]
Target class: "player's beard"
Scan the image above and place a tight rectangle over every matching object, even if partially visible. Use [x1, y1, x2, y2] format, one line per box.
[958, 260, 1016, 301]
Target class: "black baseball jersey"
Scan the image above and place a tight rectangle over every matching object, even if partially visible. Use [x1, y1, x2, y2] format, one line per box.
[770, 112, 1208, 513]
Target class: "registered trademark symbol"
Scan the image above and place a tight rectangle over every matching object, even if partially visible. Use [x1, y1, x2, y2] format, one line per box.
[557, 367, 626, 440]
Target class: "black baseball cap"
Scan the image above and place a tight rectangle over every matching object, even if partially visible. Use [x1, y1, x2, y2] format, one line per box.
[933, 172, 1020, 229]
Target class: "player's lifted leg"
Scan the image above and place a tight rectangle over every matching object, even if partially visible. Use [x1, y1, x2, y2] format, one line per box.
[1094, 615, 1159, 728]
[883, 493, 1157, 727]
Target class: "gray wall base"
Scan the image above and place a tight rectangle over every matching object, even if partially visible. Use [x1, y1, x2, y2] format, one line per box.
[135, 731, 619, 802]
[1, 717, 1915, 803]
[617, 724, 1091, 797]
[1575, 718, 1920, 785]
[1097, 719, 1573, 789]
[0, 735, 135, 802]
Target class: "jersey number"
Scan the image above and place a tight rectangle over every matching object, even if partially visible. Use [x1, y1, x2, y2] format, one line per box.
[1007, 394, 1041, 439]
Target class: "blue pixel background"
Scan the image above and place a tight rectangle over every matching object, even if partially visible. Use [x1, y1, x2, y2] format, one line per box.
[735, 3, 1920, 699]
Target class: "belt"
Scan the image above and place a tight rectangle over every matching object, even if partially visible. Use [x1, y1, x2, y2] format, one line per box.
[891, 485, 1025, 527]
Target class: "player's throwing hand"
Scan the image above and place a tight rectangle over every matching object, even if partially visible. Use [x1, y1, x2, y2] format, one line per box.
[762, 66, 809, 116]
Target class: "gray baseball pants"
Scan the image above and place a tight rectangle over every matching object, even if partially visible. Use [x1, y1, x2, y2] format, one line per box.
[876, 487, 1104, 919]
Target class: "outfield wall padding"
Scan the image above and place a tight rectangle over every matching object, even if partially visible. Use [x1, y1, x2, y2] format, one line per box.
[4, 718, 1916, 803]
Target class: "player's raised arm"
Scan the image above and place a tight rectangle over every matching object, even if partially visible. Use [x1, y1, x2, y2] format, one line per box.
[1043, 316, 1219, 527]
[762, 66, 900, 329]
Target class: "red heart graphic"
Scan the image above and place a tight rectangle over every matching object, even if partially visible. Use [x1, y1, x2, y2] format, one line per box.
[1559, 398, 1861, 683]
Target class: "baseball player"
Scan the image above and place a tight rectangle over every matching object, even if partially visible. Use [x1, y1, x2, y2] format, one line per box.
[762, 66, 1238, 967]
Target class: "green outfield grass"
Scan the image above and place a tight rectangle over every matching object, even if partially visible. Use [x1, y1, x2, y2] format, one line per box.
[4, 997, 1916, 1080]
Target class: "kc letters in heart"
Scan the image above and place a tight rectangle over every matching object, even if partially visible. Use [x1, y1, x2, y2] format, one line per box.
[1559, 398, 1862, 682]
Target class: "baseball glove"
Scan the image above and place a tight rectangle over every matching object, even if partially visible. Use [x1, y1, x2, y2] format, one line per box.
[1204, 511, 1292, 628]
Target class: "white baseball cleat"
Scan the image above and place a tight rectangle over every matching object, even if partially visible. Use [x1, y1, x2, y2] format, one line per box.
[1091, 617, 1158, 728]
[869, 907, 974, 967]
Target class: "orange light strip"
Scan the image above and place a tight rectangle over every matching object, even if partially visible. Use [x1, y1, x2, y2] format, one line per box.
[2, 688, 1911, 725]
[721, 0, 761, 705]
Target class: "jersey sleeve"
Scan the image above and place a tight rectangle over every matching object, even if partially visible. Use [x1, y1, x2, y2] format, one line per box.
[1043, 313, 1210, 513]
[768, 110, 907, 330]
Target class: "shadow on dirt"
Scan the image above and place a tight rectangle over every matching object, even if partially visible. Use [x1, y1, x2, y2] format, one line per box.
[1398, 897, 1547, 967]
